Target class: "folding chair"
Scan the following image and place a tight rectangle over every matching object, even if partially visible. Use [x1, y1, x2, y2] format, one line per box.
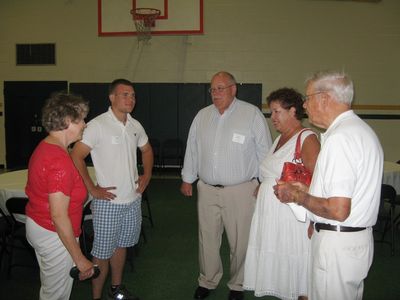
[5, 197, 37, 278]
[374, 184, 397, 255]
[0, 207, 12, 271]
[80, 200, 93, 259]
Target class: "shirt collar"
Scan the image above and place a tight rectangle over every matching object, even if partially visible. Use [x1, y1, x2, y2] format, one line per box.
[321, 110, 354, 142]
[107, 106, 133, 125]
[213, 97, 238, 116]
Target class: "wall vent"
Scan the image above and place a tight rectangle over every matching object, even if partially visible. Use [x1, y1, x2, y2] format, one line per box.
[16, 43, 56, 65]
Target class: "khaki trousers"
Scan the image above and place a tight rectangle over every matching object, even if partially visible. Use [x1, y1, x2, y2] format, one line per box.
[309, 227, 374, 300]
[197, 179, 258, 291]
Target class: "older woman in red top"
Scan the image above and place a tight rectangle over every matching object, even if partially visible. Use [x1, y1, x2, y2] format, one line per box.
[25, 92, 95, 300]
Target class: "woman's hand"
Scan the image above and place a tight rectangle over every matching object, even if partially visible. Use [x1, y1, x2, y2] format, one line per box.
[49, 192, 97, 281]
[76, 257, 95, 281]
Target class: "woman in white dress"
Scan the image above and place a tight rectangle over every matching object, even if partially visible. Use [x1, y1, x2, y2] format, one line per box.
[244, 88, 320, 300]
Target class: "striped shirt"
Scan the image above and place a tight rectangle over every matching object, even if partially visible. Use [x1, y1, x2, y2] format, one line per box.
[182, 98, 272, 186]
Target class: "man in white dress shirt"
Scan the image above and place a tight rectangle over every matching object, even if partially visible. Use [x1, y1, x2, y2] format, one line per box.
[274, 70, 383, 300]
[181, 71, 272, 300]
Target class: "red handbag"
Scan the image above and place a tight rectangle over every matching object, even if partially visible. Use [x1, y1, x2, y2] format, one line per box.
[279, 129, 313, 186]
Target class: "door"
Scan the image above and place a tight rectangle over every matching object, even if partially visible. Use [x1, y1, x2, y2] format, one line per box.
[4, 81, 68, 169]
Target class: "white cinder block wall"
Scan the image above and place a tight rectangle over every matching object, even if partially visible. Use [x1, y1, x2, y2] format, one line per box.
[0, 0, 399, 166]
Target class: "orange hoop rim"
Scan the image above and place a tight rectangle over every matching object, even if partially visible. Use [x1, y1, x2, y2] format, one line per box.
[130, 8, 161, 20]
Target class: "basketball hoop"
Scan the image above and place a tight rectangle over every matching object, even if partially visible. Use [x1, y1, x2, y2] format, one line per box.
[130, 8, 161, 43]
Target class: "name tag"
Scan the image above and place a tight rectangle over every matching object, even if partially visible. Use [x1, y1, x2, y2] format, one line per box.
[232, 133, 245, 144]
[112, 136, 121, 144]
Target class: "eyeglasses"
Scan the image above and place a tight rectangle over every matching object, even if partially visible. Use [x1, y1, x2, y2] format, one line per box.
[115, 92, 136, 99]
[302, 91, 326, 101]
[208, 84, 235, 94]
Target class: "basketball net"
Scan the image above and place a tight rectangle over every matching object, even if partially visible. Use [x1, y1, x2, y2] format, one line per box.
[130, 8, 161, 43]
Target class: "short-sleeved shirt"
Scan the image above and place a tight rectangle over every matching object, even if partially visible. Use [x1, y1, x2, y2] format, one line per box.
[81, 107, 148, 204]
[26, 141, 87, 237]
[309, 110, 384, 227]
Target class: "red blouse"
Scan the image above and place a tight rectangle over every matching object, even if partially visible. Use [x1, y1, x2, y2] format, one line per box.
[26, 141, 87, 237]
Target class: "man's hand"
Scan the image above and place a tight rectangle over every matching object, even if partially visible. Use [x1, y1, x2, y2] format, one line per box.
[273, 181, 297, 203]
[136, 174, 151, 194]
[89, 185, 116, 201]
[307, 222, 314, 239]
[291, 181, 309, 193]
[253, 184, 260, 198]
[273, 180, 310, 204]
[180, 182, 193, 196]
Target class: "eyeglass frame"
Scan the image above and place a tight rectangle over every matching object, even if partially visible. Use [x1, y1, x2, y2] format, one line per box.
[302, 91, 327, 101]
[208, 84, 235, 94]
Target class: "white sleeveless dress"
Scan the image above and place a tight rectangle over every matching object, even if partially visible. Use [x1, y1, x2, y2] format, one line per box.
[243, 130, 316, 299]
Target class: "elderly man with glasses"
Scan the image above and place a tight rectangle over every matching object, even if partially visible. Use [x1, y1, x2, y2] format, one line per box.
[274, 70, 383, 300]
[181, 71, 272, 300]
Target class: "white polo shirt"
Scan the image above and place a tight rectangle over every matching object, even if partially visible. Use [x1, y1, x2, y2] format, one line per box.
[309, 110, 383, 227]
[81, 107, 148, 204]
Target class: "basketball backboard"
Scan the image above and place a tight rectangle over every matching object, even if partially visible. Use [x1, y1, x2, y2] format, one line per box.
[98, 0, 203, 36]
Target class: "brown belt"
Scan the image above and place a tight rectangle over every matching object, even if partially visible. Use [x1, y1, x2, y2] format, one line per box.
[314, 223, 366, 232]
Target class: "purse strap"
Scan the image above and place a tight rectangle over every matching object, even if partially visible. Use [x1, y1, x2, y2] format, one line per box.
[294, 128, 313, 161]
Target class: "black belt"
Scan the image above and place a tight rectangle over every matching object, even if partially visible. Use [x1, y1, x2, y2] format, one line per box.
[211, 184, 225, 188]
[314, 223, 366, 233]
[207, 178, 258, 189]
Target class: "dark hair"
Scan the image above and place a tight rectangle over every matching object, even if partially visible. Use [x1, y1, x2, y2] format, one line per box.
[266, 87, 305, 120]
[109, 78, 134, 94]
[41, 92, 89, 132]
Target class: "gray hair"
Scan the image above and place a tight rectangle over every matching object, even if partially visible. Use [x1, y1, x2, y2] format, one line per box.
[42, 92, 89, 132]
[305, 70, 354, 105]
[213, 71, 237, 85]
